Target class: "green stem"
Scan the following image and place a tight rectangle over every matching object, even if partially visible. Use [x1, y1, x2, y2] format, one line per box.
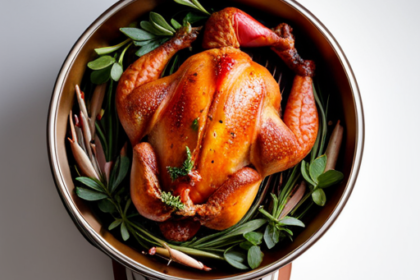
[95, 38, 131, 56]
[118, 42, 133, 65]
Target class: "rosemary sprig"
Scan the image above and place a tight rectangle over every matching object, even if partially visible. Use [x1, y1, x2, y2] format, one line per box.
[166, 146, 194, 181]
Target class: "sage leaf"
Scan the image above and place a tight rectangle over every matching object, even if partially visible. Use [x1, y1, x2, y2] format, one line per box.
[91, 65, 112, 85]
[135, 40, 161, 57]
[95, 38, 131, 56]
[108, 219, 122, 230]
[278, 227, 293, 236]
[309, 155, 327, 183]
[75, 187, 107, 201]
[121, 222, 130, 241]
[87, 55, 115, 70]
[140, 21, 169, 36]
[98, 199, 116, 213]
[111, 156, 130, 192]
[240, 241, 253, 250]
[224, 246, 249, 270]
[150, 12, 175, 33]
[184, 12, 208, 24]
[75, 177, 105, 193]
[244, 232, 263, 246]
[110, 63, 123, 82]
[133, 39, 153, 47]
[317, 170, 344, 188]
[247, 246, 264, 269]
[301, 160, 316, 186]
[312, 188, 327, 206]
[171, 19, 182, 29]
[279, 216, 305, 228]
[264, 224, 280, 249]
[120, 27, 155, 41]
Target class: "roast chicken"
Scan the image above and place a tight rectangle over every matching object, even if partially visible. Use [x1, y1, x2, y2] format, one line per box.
[116, 8, 318, 242]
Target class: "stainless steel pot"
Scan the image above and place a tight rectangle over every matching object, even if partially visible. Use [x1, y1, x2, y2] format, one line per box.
[47, 0, 364, 279]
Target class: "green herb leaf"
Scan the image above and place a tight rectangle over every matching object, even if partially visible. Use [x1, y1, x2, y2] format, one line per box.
[239, 241, 253, 250]
[140, 21, 169, 36]
[243, 232, 263, 246]
[95, 38, 131, 56]
[111, 156, 130, 192]
[120, 27, 156, 41]
[110, 63, 123, 82]
[264, 224, 280, 249]
[160, 191, 185, 210]
[174, 0, 210, 15]
[121, 222, 130, 241]
[167, 146, 193, 181]
[98, 199, 116, 213]
[309, 155, 327, 183]
[87, 55, 115, 70]
[183, 12, 208, 24]
[90, 65, 112, 84]
[247, 246, 264, 269]
[317, 170, 344, 188]
[135, 40, 161, 57]
[312, 188, 327, 206]
[75, 187, 107, 201]
[191, 118, 199, 131]
[150, 12, 175, 33]
[133, 39, 154, 47]
[75, 177, 105, 193]
[301, 160, 316, 186]
[224, 246, 249, 270]
[279, 216, 305, 228]
[171, 19, 182, 29]
[108, 219, 122, 230]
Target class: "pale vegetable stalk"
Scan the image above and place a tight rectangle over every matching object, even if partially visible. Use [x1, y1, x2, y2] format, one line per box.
[279, 181, 306, 219]
[68, 112, 99, 180]
[150, 244, 211, 271]
[75, 85, 89, 126]
[325, 120, 344, 171]
[89, 84, 106, 135]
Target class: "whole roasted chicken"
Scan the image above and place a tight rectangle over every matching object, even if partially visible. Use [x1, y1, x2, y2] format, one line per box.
[116, 8, 318, 242]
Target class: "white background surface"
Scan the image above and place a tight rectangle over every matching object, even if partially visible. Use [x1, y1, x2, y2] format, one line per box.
[0, 0, 419, 279]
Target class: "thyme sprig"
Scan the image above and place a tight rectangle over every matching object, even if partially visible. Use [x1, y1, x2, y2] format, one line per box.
[166, 146, 194, 181]
[161, 191, 185, 210]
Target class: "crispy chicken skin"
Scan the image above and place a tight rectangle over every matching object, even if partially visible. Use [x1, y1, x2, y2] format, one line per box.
[116, 8, 318, 241]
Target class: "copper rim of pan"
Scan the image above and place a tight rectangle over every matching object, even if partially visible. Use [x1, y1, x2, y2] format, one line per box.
[47, 0, 364, 279]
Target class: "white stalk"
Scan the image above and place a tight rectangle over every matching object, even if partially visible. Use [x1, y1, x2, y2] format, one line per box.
[75, 85, 89, 125]
[94, 135, 106, 175]
[151, 244, 211, 271]
[89, 84, 106, 135]
[68, 138, 99, 180]
[80, 112, 93, 161]
[325, 120, 344, 171]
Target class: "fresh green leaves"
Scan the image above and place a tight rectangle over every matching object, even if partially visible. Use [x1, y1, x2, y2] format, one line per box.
[312, 188, 326, 206]
[75, 177, 107, 201]
[110, 63, 123, 81]
[160, 191, 185, 210]
[247, 246, 264, 269]
[318, 170, 344, 188]
[183, 12, 208, 24]
[121, 222, 130, 241]
[174, 0, 210, 15]
[244, 232, 263, 246]
[171, 19, 182, 30]
[264, 224, 280, 249]
[300, 155, 343, 206]
[279, 216, 305, 227]
[95, 38, 131, 55]
[309, 155, 327, 183]
[150, 12, 176, 34]
[224, 246, 249, 270]
[191, 118, 199, 131]
[109, 156, 130, 193]
[91, 65, 112, 84]
[120, 27, 156, 41]
[88, 56, 116, 70]
[167, 146, 194, 181]
[108, 219, 122, 230]
[75, 187, 107, 201]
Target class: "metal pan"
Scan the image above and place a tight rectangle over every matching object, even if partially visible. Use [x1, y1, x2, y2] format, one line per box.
[47, 0, 364, 279]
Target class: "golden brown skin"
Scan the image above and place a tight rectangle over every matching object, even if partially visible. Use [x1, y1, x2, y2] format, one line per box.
[117, 9, 318, 241]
